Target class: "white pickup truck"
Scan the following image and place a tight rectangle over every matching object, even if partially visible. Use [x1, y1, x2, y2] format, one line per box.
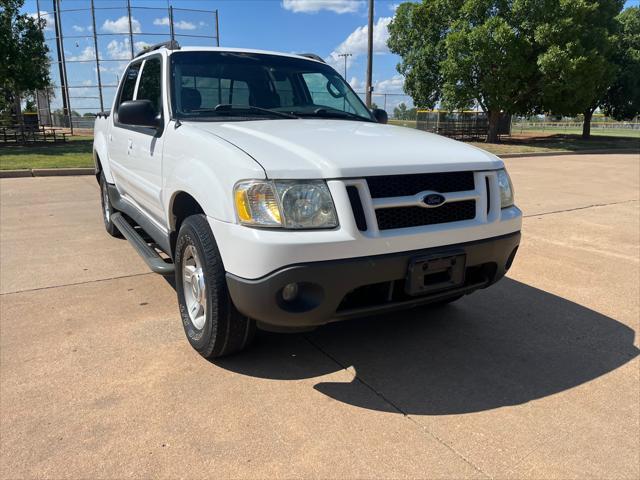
[94, 42, 521, 358]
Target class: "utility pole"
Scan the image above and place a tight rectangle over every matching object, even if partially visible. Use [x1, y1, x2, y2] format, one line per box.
[338, 53, 352, 79]
[365, 0, 374, 107]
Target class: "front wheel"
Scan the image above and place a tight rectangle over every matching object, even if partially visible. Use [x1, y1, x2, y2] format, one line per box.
[99, 173, 122, 237]
[175, 214, 255, 358]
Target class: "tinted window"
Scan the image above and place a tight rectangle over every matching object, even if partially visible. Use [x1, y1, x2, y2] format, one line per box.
[119, 63, 141, 106]
[136, 57, 163, 115]
[170, 51, 372, 121]
[180, 76, 250, 111]
[302, 72, 356, 113]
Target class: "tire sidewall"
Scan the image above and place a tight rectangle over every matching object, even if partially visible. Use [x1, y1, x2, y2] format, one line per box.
[175, 221, 221, 353]
[99, 174, 111, 230]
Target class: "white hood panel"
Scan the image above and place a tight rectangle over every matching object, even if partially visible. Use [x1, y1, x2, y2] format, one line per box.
[189, 119, 503, 178]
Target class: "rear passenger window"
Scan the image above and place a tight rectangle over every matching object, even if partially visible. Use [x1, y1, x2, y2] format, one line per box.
[136, 57, 162, 115]
[118, 63, 141, 106]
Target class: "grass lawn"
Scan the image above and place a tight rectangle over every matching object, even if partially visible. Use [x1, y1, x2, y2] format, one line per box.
[0, 130, 638, 171]
[470, 132, 639, 155]
[512, 127, 640, 138]
[0, 135, 94, 170]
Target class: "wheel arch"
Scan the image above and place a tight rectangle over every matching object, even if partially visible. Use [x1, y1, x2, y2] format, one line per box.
[168, 190, 206, 256]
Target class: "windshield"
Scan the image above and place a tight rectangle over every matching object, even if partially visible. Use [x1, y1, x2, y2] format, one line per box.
[169, 51, 373, 121]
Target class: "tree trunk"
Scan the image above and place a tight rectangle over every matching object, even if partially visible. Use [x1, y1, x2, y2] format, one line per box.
[486, 110, 501, 143]
[582, 109, 593, 139]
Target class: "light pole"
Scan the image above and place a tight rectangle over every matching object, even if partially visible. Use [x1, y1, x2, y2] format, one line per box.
[365, 0, 374, 107]
[338, 53, 352, 80]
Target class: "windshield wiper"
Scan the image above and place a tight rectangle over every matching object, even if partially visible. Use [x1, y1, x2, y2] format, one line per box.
[192, 104, 298, 119]
[296, 107, 373, 122]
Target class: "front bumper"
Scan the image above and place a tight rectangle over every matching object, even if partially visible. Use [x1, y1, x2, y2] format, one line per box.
[226, 231, 520, 329]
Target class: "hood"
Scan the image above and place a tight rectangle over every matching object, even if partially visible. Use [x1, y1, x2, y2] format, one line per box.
[188, 119, 503, 179]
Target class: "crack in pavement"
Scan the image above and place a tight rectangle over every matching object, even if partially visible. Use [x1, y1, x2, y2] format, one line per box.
[0, 271, 154, 296]
[523, 199, 638, 218]
[303, 334, 491, 479]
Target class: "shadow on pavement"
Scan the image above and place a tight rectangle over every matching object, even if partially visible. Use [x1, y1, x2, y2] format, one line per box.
[215, 278, 639, 415]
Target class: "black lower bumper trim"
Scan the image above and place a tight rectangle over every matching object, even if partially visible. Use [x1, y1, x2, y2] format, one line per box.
[226, 232, 521, 328]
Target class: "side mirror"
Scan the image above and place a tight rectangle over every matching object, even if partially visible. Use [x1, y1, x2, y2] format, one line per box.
[118, 100, 161, 129]
[372, 108, 388, 124]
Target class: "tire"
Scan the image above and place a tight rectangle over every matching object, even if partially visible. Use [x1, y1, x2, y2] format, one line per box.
[175, 214, 255, 358]
[99, 173, 122, 238]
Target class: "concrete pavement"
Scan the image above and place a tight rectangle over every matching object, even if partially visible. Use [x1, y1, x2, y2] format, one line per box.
[1, 153, 639, 479]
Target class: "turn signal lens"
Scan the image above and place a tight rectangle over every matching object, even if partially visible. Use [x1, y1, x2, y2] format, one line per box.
[233, 181, 282, 226]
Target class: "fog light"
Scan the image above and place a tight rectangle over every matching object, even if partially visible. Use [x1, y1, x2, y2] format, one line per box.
[282, 282, 299, 302]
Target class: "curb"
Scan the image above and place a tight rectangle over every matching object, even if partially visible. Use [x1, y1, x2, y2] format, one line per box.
[499, 148, 639, 158]
[0, 168, 95, 178]
[0, 169, 32, 178]
[33, 168, 95, 177]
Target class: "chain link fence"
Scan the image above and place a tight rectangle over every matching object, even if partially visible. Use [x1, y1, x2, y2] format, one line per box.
[34, 0, 219, 133]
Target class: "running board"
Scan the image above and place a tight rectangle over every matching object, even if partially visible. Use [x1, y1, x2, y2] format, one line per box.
[111, 212, 175, 275]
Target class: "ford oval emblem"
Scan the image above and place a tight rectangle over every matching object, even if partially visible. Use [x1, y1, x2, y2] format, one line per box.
[423, 193, 446, 207]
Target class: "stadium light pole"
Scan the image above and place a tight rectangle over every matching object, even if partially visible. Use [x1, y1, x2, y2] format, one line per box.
[365, 0, 374, 108]
[338, 53, 352, 79]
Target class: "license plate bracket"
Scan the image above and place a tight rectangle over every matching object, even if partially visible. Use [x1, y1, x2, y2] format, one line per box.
[405, 253, 466, 296]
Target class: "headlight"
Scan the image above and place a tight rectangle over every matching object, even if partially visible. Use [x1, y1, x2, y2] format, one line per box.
[234, 180, 338, 229]
[497, 169, 514, 208]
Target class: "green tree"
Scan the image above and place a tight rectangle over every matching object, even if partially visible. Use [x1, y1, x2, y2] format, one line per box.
[602, 7, 640, 122]
[389, 0, 540, 142]
[394, 102, 408, 119]
[537, 0, 623, 138]
[0, 0, 50, 122]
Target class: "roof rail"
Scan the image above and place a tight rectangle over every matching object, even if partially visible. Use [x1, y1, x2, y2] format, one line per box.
[134, 40, 181, 58]
[298, 53, 325, 63]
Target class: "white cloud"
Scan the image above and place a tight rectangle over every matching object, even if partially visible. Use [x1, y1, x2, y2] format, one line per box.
[29, 11, 53, 31]
[153, 17, 196, 31]
[282, 0, 363, 14]
[349, 75, 405, 94]
[106, 39, 151, 60]
[106, 39, 131, 60]
[375, 75, 404, 93]
[102, 16, 141, 34]
[326, 16, 392, 70]
[389, 3, 400, 12]
[68, 46, 95, 62]
[153, 17, 170, 27]
[72, 25, 85, 33]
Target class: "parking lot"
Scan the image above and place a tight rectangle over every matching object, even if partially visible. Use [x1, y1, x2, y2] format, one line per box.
[1, 153, 638, 479]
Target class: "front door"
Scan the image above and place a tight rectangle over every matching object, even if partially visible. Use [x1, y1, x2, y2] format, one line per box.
[110, 55, 166, 224]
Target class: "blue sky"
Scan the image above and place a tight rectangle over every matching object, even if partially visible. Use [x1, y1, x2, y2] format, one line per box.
[21, 0, 640, 113]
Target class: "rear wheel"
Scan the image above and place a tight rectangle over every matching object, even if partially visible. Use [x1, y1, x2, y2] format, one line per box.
[175, 214, 255, 358]
[99, 173, 122, 237]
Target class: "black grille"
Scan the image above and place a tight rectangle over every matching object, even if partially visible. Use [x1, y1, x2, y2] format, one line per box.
[366, 171, 475, 198]
[346, 186, 367, 231]
[376, 201, 476, 230]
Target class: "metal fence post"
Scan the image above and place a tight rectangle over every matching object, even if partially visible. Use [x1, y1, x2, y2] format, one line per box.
[90, 0, 104, 112]
[53, 0, 72, 133]
[215, 10, 220, 46]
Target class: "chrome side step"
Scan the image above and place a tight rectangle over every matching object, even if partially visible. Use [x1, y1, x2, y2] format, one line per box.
[111, 212, 175, 275]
